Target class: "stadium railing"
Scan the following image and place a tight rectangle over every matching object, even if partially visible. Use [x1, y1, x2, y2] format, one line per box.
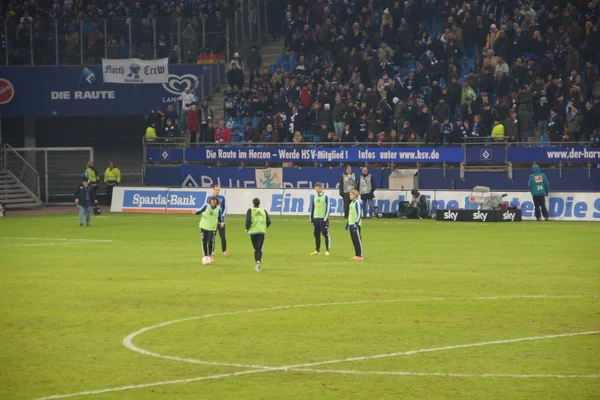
[2, 0, 271, 67]
[1, 144, 41, 202]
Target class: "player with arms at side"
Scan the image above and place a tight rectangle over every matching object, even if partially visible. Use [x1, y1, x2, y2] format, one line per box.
[245, 198, 271, 272]
[207, 185, 230, 257]
[527, 164, 549, 221]
[310, 182, 331, 256]
[194, 196, 224, 263]
[345, 190, 364, 260]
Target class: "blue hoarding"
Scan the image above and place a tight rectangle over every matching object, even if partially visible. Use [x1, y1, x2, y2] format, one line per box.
[146, 146, 600, 164]
[508, 147, 600, 162]
[145, 166, 599, 191]
[0, 64, 223, 117]
[147, 147, 464, 163]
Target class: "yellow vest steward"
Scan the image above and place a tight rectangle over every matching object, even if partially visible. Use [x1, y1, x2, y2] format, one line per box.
[104, 168, 121, 183]
[85, 168, 98, 183]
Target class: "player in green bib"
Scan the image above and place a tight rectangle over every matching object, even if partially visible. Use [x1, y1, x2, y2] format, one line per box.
[310, 182, 331, 256]
[194, 196, 224, 263]
[345, 190, 364, 260]
[527, 164, 549, 221]
[245, 198, 271, 272]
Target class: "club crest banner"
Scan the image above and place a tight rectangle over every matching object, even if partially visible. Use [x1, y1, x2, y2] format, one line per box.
[102, 58, 169, 84]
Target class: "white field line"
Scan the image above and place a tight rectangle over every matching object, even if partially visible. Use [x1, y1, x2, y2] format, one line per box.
[123, 295, 600, 369]
[0, 237, 112, 242]
[0, 237, 112, 248]
[38, 330, 600, 400]
[290, 368, 600, 379]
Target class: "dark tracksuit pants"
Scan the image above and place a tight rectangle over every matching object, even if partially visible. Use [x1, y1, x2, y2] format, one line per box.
[201, 229, 216, 257]
[105, 183, 116, 206]
[342, 193, 351, 218]
[313, 219, 330, 252]
[215, 225, 227, 252]
[250, 233, 265, 262]
[533, 195, 549, 219]
[349, 225, 363, 257]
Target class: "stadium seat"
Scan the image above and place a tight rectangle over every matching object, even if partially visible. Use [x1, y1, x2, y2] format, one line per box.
[251, 117, 261, 126]
[234, 117, 243, 127]
[241, 117, 252, 126]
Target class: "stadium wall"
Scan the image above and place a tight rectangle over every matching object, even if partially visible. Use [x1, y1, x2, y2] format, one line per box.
[145, 166, 599, 191]
[110, 187, 600, 221]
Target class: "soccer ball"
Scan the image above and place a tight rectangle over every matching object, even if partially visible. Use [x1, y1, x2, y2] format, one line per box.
[202, 256, 211, 265]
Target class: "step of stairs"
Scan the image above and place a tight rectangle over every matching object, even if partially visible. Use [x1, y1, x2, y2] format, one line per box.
[209, 38, 285, 122]
[0, 171, 42, 209]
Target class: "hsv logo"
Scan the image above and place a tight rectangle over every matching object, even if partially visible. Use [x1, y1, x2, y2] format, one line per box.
[535, 175, 543, 183]
[444, 210, 458, 221]
[0, 79, 15, 105]
[473, 211, 488, 221]
[503, 211, 516, 221]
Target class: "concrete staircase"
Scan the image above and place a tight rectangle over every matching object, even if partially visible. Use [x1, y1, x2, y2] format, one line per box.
[209, 38, 285, 122]
[0, 171, 42, 209]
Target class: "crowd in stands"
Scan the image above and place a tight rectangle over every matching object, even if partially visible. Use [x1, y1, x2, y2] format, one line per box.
[216, 0, 600, 146]
[1, 0, 230, 66]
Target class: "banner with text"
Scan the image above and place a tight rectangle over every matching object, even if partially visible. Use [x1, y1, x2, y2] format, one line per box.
[164, 147, 464, 163]
[111, 187, 600, 221]
[102, 58, 169, 84]
[0, 64, 223, 117]
[508, 146, 600, 162]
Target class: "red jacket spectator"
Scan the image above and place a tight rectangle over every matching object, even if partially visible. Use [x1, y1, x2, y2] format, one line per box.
[300, 88, 312, 109]
[186, 107, 199, 134]
[214, 122, 232, 144]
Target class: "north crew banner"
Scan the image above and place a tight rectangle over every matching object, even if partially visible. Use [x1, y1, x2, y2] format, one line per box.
[102, 58, 169, 84]
[110, 187, 600, 221]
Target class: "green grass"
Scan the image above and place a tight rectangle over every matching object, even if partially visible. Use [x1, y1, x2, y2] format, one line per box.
[0, 213, 599, 400]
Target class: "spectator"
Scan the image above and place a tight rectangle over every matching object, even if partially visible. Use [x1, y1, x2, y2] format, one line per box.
[340, 124, 356, 143]
[198, 99, 213, 142]
[164, 118, 182, 141]
[537, 97, 551, 137]
[247, 45, 263, 78]
[226, 117, 239, 137]
[215, 120, 232, 144]
[292, 131, 304, 144]
[227, 62, 244, 88]
[230, 52, 244, 70]
[426, 118, 441, 145]
[504, 110, 518, 142]
[186, 104, 200, 144]
[547, 108, 564, 141]
[179, 87, 196, 114]
[517, 104, 534, 142]
[566, 104, 583, 142]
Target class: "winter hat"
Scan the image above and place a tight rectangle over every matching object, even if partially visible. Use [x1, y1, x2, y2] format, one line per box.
[393, 97, 399, 104]
[540, 97, 548, 104]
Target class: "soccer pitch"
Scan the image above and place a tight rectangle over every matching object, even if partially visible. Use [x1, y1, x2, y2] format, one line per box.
[1, 213, 599, 400]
